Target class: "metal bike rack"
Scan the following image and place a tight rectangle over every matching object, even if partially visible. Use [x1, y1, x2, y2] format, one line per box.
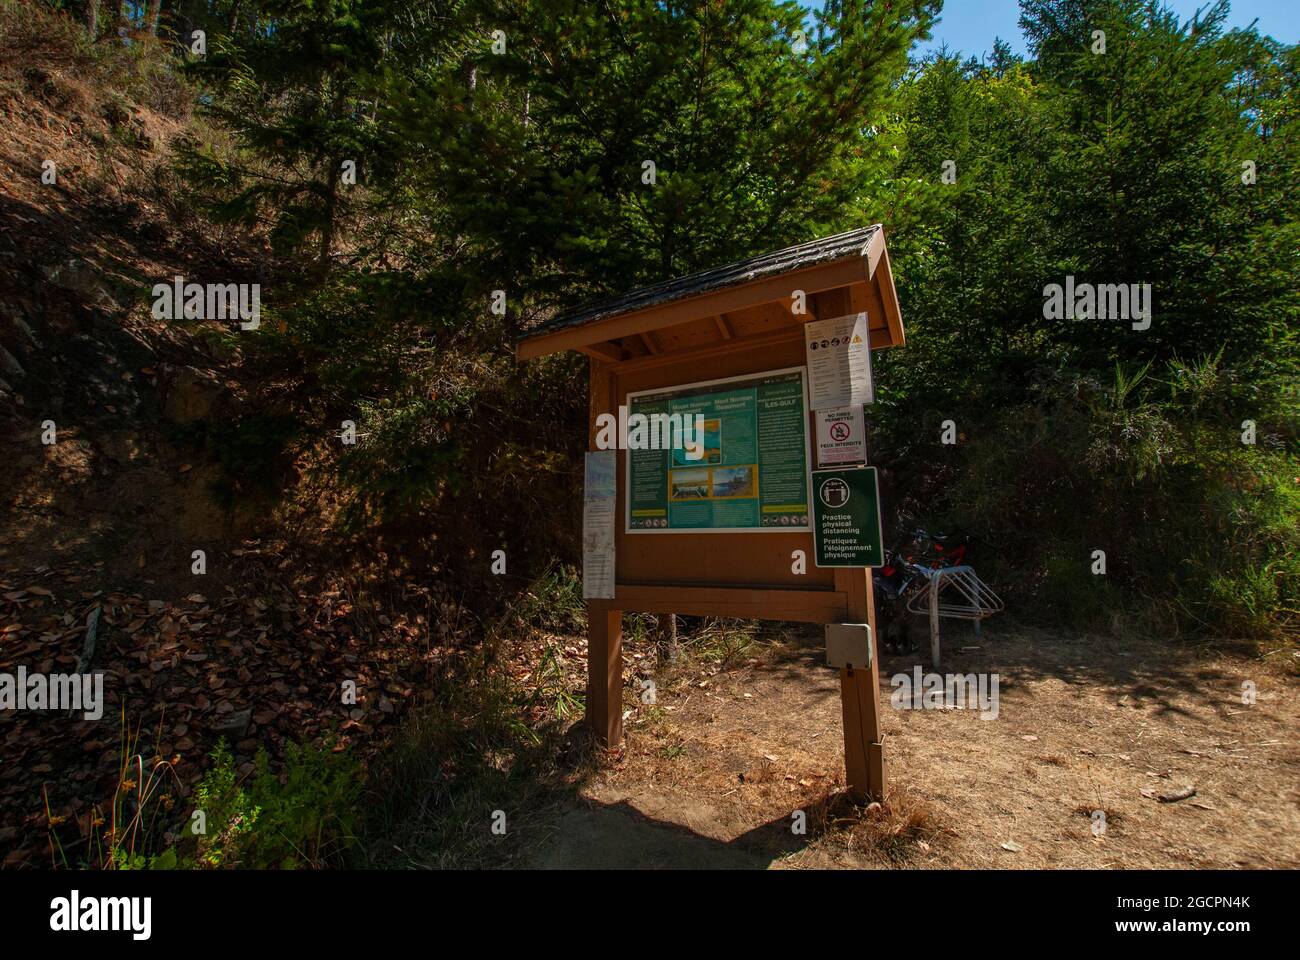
[904, 564, 1004, 668]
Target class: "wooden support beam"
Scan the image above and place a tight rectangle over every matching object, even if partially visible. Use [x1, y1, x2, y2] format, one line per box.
[588, 356, 608, 445]
[829, 500, 885, 802]
[609, 324, 803, 375]
[590, 584, 849, 624]
[578, 341, 625, 363]
[714, 314, 733, 339]
[867, 227, 906, 349]
[836, 568, 886, 801]
[816, 280, 887, 800]
[587, 605, 623, 747]
[639, 331, 661, 355]
[586, 357, 623, 747]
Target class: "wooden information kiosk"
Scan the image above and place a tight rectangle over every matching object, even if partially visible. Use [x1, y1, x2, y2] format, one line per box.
[517, 226, 905, 800]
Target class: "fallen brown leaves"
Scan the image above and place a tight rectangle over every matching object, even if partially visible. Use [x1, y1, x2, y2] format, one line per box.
[0, 541, 472, 868]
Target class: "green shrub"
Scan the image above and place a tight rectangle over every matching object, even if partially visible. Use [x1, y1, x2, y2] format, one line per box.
[246, 739, 364, 869]
[192, 740, 261, 868]
[911, 357, 1298, 639]
[114, 846, 190, 870]
[191, 738, 363, 869]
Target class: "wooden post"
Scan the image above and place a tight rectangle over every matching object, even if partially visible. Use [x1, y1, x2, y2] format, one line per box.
[812, 287, 886, 802]
[836, 565, 887, 800]
[586, 358, 623, 747]
[587, 605, 623, 747]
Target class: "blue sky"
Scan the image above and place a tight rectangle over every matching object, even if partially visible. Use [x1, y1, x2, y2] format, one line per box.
[912, 0, 1298, 59]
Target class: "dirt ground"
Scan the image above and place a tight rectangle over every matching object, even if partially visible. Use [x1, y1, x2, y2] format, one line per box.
[526, 620, 1300, 869]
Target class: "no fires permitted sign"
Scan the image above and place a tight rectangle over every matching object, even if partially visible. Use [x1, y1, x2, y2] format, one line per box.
[812, 466, 884, 567]
[815, 405, 866, 466]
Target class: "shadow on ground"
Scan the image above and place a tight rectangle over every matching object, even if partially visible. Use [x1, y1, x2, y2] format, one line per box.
[752, 614, 1254, 723]
[529, 798, 805, 869]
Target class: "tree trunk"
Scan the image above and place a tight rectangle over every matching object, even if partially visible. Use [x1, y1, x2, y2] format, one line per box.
[147, 0, 162, 36]
[316, 81, 347, 278]
[85, 0, 98, 40]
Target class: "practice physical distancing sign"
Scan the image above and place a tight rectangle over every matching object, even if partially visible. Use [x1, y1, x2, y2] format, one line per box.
[812, 466, 884, 567]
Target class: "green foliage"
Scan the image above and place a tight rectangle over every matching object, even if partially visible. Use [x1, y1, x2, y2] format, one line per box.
[389, 0, 939, 291]
[493, 562, 586, 641]
[493, 564, 587, 721]
[114, 845, 188, 870]
[364, 661, 588, 868]
[927, 356, 1297, 636]
[192, 738, 363, 869]
[861, 0, 1298, 638]
[192, 740, 261, 868]
[179, 0, 402, 265]
[166, 0, 1296, 639]
[246, 739, 364, 869]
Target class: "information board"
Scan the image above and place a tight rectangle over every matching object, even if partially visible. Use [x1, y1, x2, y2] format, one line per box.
[626, 368, 811, 533]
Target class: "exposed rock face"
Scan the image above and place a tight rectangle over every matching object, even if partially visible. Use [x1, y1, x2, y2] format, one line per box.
[0, 344, 23, 379]
[40, 258, 121, 316]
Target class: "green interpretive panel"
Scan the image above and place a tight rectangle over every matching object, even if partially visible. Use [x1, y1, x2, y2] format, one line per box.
[626, 368, 811, 533]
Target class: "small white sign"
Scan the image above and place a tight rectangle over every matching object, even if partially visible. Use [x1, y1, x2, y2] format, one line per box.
[825, 622, 873, 669]
[815, 405, 866, 466]
[583, 451, 616, 599]
[804, 311, 873, 410]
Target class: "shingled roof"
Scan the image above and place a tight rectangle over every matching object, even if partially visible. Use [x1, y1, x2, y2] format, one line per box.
[528, 225, 881, 338]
